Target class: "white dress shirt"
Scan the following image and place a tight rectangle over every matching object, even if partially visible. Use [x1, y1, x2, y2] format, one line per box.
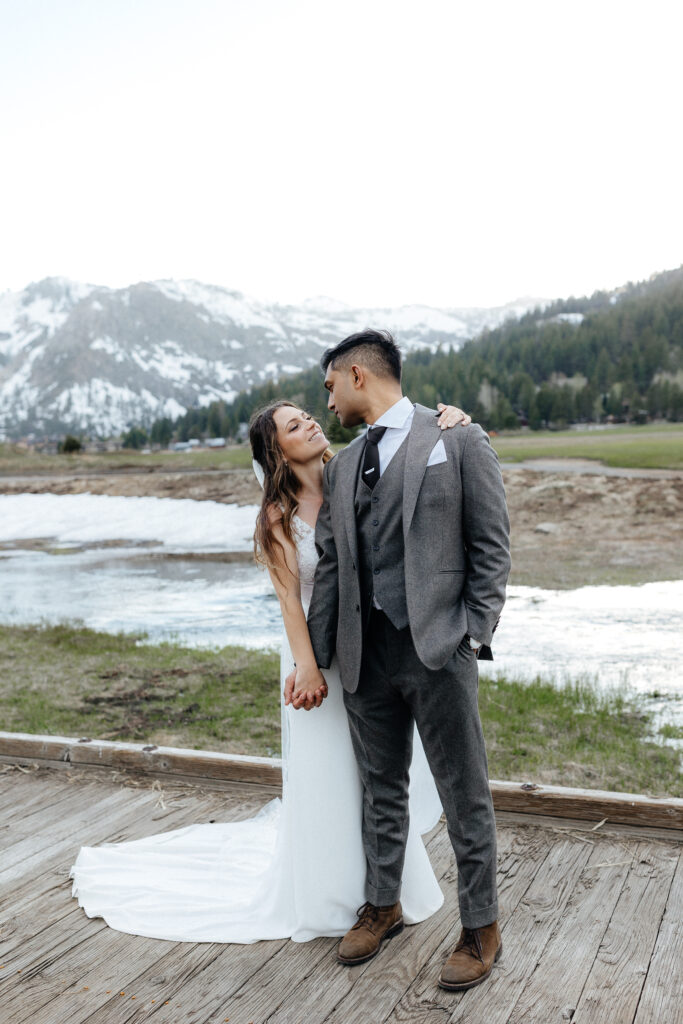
[369, 395, 415, 476]
[367, 396, 482, 650]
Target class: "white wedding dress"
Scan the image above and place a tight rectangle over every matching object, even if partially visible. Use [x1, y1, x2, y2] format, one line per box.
[70, 516, 444, 942]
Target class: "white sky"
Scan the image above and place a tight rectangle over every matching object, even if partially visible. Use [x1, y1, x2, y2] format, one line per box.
[1, 0, 682, 308]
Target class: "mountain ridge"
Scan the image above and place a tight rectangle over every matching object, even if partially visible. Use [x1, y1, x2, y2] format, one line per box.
[0, 277, 544, 439]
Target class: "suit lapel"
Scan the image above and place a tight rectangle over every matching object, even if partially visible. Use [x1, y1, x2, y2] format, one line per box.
[403, 404, 439, 534]
[337, 436, 364, 564]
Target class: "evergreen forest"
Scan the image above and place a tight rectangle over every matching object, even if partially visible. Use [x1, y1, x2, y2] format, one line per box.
[131, 267, 683, 448]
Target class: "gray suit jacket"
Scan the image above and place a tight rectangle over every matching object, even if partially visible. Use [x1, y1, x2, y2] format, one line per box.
[307, 404, 511, 692]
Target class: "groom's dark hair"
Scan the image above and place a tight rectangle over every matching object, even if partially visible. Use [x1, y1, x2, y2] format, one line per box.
[321, 329, 402, 383]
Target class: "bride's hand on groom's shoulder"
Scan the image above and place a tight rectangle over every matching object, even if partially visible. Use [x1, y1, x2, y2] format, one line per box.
[284, 665, 328, 711]
[436, 403, 471, 428]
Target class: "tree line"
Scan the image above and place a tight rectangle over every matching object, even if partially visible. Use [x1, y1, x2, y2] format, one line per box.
[123, 267, 683, 447]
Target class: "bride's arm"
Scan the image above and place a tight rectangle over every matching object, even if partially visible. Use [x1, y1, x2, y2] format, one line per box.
[265, 512, 328, 711]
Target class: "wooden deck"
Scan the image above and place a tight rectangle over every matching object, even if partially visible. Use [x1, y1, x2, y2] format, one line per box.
[1, 765, 681, 1024]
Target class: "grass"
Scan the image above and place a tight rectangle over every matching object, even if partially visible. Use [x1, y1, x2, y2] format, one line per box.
[491, 423, 683, 470]
[0, 623, 679, 797]
[480, 673, 681, 798]
[658, 723, 683, 741]
[3, 423, 682, 475]
[0, 623, 280, 756]
[0, 444, 254, 474]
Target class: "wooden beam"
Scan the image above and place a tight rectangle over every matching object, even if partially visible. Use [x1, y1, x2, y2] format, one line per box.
[0, 731, 282, 788]
[489, 779, 683, 832]
[1, 731, 681, 831]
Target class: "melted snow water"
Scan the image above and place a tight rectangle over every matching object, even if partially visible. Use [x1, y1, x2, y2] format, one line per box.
[1, 493, 681, 734]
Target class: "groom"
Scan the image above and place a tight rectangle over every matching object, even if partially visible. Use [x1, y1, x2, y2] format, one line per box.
[296, 329, 510, 991]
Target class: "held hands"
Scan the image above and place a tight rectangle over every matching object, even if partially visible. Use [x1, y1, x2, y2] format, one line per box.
[284, 664, 329, 711]
[436, 403, 471, 428]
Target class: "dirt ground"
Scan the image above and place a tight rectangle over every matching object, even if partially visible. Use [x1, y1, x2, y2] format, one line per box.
[1, 462, 681, 589]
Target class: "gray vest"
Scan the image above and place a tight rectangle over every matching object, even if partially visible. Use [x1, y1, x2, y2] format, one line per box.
[355, 436, 409, 631]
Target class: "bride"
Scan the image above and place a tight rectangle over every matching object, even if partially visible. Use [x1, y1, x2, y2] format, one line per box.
[70, 399, 469, 943]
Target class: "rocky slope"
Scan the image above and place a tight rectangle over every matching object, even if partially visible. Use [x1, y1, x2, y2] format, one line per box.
[0, 277, 542, 438]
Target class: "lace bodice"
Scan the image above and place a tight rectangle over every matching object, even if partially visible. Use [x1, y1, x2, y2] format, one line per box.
[293, 515, 318, 606]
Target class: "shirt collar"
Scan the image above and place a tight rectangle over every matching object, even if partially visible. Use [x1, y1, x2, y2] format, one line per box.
[371, 396, 415, 430]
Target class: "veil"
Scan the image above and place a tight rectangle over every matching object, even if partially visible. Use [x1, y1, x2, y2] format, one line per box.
[252, 458, 265, 490]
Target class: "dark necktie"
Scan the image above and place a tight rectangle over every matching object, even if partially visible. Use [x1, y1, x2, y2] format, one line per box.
[361, 425, 387, 490]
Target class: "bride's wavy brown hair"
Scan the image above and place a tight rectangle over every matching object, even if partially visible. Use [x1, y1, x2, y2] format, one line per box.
[249, 400, 333, 575]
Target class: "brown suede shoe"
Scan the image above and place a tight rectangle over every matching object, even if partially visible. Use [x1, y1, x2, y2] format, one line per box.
[337, 901, 404, 965]
[438, 921, 502, 991]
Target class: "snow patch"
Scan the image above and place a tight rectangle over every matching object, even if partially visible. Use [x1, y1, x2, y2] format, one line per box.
[0, 493, 259, 552]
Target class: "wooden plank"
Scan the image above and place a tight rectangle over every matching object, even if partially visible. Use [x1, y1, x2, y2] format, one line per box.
[441, 837, 594, 1024]
[0, 789, 246, 963]
[2, 732, 681, 829]
[378, 826, 557, 1024]
[266, 823, 551, 1024]
[191, 825, 457, 1024]
[494, 809, 683, 845]
[633, 849, 683, 1024]
[0, 783, 255, 899]
[0, 777, 126, 842]
[0, 770, 40, 809]
[2, 919, 180, 1024]
[0, 787, 143, 880]
[0, 773, 271, 920]
[0, 769, 73, 818]
[64, 823, 447, 1024]
[490, 780, 683, 831]
[8, 781, 290, 1023]
[572, 840, 680, 1023]
[506, 838, 637, 1022]
[18, 935, 288, 1024]
[0, 732, 283, 788]
[0, 756, 282, 797]
[0, 786, 277, 1023]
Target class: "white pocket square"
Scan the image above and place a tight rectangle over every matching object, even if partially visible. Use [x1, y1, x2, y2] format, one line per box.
[426, 438, 447, 467]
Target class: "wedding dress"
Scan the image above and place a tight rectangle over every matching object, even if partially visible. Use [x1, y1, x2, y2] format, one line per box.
[70, 516, 444, 942]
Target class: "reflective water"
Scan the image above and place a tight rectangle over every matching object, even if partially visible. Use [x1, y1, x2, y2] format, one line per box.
[1, 494, 681, 734]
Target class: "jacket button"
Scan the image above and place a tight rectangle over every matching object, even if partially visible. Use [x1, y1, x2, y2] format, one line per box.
[355, 604, 360, 612]
[372, 519, 379, 526]
[372, 544, 379, 551]
[374, 568, 381, 575]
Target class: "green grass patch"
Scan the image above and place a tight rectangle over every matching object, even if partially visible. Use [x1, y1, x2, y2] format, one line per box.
[659, 723, 683, 741]
[491, 424, 683, 470]
[480, 673, 681, 798]
[1, 623, 680, 797]
[0, 623, 280, 756]
[0, 444, 254, 474]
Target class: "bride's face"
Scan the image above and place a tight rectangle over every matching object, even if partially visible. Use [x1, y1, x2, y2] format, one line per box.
[273, 406, 328, 467]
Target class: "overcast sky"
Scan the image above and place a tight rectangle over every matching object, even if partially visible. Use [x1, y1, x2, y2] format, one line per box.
[2, 0, 682, 308]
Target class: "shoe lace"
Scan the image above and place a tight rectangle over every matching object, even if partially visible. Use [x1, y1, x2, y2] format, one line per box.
[456, 928, 484, 963]
[352, 902, 380, 930]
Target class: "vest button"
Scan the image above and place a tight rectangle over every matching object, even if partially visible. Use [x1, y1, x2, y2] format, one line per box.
[374, 568, 381, 575]
[372, 519, 379, 526]
[372, 495, 379, 503]
[372, 544, 379, 551]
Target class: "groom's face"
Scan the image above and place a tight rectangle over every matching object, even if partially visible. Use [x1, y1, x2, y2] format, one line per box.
[324, 366, 365, 428]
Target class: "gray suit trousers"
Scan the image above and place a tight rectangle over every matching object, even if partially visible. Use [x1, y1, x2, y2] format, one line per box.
[343, 609, 498, 930]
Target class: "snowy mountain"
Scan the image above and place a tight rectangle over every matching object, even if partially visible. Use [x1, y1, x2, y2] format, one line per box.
[0, 277, 544, 438]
